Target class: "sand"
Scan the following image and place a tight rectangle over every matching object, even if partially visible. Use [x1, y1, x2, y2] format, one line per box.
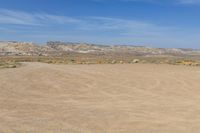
[1, 62, 200, 133]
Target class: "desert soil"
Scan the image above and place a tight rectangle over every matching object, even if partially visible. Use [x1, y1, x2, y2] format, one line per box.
[1, 62, 200, 133]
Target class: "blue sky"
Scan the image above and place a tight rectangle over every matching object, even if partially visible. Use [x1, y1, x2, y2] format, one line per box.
[0, 0, 200, 48]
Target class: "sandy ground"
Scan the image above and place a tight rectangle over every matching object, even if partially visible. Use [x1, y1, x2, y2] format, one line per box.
[1, 63, 200, 133]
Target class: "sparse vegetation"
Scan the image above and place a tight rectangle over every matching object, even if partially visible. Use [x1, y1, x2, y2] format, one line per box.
[1, 55, 200, 67]
[0, 61, 20, 69]
[1, 41, 200, 67]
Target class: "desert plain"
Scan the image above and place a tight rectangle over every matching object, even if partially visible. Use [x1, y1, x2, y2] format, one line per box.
[1, 62, 200, 133]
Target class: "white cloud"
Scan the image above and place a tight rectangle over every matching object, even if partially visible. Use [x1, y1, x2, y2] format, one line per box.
[0, 9, 198, 48]
[92, 0, 200, 4]
[0, 9, 80, 26]
[178, 0, 200, 4]
[77, 16, 171, 38]
[0, 8, 167, 37]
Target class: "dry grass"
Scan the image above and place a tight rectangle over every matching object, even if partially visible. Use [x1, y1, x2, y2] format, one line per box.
[1, 55, 200, 66]
[0, 61, 20, 69]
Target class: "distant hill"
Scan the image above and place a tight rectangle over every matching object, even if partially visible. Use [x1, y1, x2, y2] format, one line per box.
[0, 41, 199, 57]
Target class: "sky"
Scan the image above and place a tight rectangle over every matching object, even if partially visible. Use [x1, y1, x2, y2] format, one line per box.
[1, 0, 200, 48]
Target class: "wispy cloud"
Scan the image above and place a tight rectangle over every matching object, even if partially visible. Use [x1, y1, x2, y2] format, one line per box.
[0, 8, 167, 37]
[77, 16, 169, 38]
[0, 9, 80, 26]
[92, 0, 200, 4]
[178, 0, 200, 4]
[0, 9, 198, 48]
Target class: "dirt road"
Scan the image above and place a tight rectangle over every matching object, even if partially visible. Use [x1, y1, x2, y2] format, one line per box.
[1, 63, 200, 133]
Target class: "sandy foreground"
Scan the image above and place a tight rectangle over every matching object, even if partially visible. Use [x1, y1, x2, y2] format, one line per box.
[1, 63, 200, 133]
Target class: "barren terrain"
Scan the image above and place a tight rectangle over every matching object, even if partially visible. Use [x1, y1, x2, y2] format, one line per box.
[1, 63, 200, 133]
